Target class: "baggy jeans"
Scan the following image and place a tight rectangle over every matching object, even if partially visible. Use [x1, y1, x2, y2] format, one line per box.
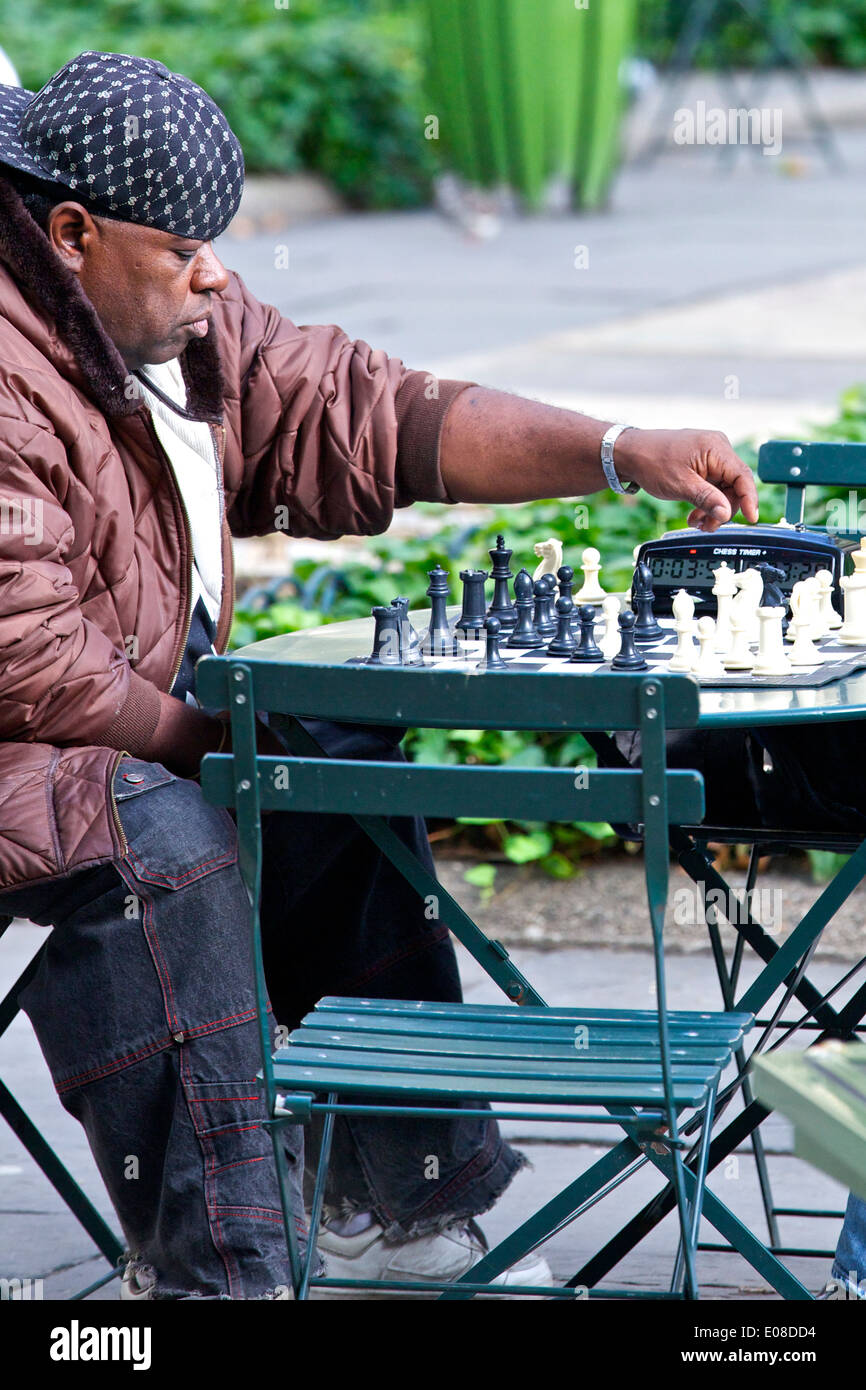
[1, 719, 522, 1298]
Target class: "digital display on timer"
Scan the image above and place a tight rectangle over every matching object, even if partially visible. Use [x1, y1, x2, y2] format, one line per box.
[649, 554, 820, 588]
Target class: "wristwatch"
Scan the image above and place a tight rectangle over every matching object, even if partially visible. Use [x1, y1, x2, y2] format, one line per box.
[601, 424, 640, 495]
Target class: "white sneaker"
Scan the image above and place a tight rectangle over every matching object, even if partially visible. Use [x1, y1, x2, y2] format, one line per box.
[120, 1261, 157, 1300]
[315, 1217, 553, 1296]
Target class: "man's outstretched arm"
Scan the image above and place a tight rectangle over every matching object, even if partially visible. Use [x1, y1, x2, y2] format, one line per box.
[438, 386, 760, 534]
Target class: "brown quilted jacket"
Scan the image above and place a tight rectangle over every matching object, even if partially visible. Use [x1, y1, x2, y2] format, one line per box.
[0, 176, 471, 892]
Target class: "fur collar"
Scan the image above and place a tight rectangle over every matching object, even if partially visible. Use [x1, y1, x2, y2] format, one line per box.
[0, 174, 224, 422]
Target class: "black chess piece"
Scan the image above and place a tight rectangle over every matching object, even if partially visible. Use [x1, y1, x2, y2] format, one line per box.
[487, 534, 516, 630]
[421, 563, 457, 657]
[569, 604, 604, 663]
[367, 605, 402, 666]
[456, 569, 489, 638]
[546, 597, 577, 656]
[632, 561, 664, 644]
[611, 609, 649, 671]
[480, 615, 508, 670]
[507, 568, 544, 648]
[533, 575, 557, 639]
[756, 561, 787, 611]
[392, 596, 424, 665]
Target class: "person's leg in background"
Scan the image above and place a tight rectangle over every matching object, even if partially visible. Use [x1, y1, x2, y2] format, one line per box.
[0, 758, 301, 1299]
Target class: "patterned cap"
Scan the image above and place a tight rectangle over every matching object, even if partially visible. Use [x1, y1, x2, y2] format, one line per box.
[0, 51, 244, 240]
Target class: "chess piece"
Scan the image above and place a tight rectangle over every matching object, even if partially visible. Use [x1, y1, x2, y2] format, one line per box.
[479, 615, 508, 670]
[788, 606, 823, 665]
[632, 561, 664, 643]
[507, 568, 544, 648]
[533, 575, 557, 639]
[575, 546, 606, 603]
[669, 588, 697, 672]
[456, 569, 488, 639]
[839, 543, 866, 645]
[691, 617, 723, 677]
[753, 606, 791, 676]
[735, 568, 763, 643]
[547, 596, 577, 656]
[756, 562, 787, 612]
[711, 561, 738, 653]
[599, 595, 622, 661]
[611, 610, 648, 670]
[532, 537, 563, 582]
[367, 605, 402, 666]
[723, 605, 754, 671]
[421, 563, 457, 657]
[816, 568, 842, 633]
[487, 535, 516, 630]
[569, 605, 604, 663]
[392, 596, 423, 666]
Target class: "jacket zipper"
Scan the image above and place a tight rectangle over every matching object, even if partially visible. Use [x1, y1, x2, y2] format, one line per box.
[108, 748, 130, 856]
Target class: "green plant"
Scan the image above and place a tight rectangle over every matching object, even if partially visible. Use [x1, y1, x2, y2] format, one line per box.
[636, 0, 866, 69]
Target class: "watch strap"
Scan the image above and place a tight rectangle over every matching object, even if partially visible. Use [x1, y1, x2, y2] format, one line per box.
[601, 424, 639, 495]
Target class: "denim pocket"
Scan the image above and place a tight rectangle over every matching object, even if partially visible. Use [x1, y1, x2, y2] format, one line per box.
[113, 758, 238, 890]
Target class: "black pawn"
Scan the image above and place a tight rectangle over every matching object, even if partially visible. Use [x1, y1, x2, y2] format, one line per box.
[569, 605, 604, 663]
[392, 596, 423, 665]
[507, 568, 544, 648]
[547, 597, 577, 656]
[368, 605, 402, 666]
[611, 610, 649, 671]
[487, 534, 516, 630]
[632, 561, 664, 644]
[480, 615, 507, 670]
[456, 569, 489, 638]
[533, 576, 557, 639]
[422, 563, 457, 657]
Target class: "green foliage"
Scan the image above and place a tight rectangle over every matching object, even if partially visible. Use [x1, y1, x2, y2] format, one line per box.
[636, 0, 866, 69]
[0, 0, 433, 207]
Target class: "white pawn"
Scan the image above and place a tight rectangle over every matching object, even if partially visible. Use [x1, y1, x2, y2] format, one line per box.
[816, 569, 842, 632]
[753, 606, 791, 677]
[711, 561, 738, 653]
[840, 541, 866, 645]
[668, 588, 696, 672]
[575, 546, 606, 603]
[804, 575, 825, 640]
[599, 595, 621, 661]
[788, 589, 823, 665]
[692, 617, 723, 677]
[723, 606, 754, 671]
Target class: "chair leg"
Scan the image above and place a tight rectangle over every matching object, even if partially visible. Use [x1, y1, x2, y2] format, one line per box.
[298, 1099, 337, 1301]
[269, 1122, 304, 1297]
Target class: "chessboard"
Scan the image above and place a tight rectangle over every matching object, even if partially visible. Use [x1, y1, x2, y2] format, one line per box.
[380, 620, 866, 689]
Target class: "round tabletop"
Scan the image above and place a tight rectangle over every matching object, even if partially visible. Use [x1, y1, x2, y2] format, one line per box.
[229, 607, 866, 731]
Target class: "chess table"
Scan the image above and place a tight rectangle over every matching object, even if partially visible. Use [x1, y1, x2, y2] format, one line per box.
[197, 606, 866, 1300]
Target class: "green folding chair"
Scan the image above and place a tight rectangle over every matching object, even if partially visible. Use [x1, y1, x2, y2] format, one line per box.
[198, 656, 753, 1300]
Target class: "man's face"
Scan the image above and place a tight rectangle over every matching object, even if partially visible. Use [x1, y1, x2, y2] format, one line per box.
[45, 203, 230, 370]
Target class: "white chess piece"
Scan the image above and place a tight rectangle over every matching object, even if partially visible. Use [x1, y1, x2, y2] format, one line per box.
[532, 538, 563, 582]
[788, 587, 823, 665]
[599, 595, 621, 661]
[575, 546, 606, 603]
[735, 568, 762, 643]
[711, 561, 738, 653]
[816, 568, 842, 632]
[753, 606, 791, 676]
[692, 617, 723, 677]
[803, 575, 825, 640]
[668, 588, 696, 672]
[840, 542, 866, 645]
[723, 606, 754, 671]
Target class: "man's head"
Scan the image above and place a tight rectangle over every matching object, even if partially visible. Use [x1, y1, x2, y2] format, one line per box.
[0, 52, 243, 367]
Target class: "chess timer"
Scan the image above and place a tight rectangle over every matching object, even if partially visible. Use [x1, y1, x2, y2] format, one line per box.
[634, 523, 852, 617]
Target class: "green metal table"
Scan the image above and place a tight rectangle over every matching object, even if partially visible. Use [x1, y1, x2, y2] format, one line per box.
[197, 610, 866, 1300]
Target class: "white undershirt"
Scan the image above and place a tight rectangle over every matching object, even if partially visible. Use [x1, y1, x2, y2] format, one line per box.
[136, 357, 224, 629]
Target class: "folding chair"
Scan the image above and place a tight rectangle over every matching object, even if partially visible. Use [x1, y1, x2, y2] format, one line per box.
[198, 655, 753, 1300]
[0, 913, 123, 1297]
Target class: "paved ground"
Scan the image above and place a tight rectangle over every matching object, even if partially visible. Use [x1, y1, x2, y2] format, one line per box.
[1, 921, 852, 1300]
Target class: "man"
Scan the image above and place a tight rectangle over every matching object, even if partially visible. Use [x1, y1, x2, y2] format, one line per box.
[0, 52, 758, 1299]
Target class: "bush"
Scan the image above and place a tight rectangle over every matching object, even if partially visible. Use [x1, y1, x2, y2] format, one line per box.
[0, 0, 434, 208]
[636, 0, 866, 69]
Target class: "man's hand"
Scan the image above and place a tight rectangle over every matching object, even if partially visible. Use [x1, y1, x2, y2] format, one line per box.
[616, 428, 759, 533]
